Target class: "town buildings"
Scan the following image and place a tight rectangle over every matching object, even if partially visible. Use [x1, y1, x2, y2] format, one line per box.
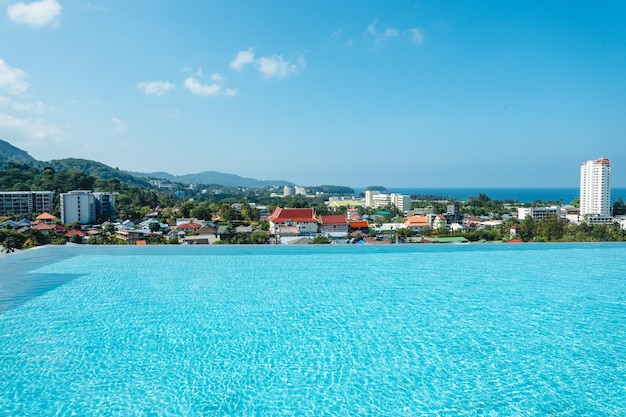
[580, 158, 612, 224]
[0, 191, 53, 216]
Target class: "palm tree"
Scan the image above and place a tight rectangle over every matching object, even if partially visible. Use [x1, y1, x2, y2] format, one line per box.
[1, 237, 17, 254]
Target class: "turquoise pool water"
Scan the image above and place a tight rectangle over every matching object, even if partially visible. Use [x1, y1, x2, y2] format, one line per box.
[1, 243, 625, 416]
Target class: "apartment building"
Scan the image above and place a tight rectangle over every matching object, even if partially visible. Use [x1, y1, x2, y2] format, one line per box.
[580, 158, 612, 224]
[60, 190, 116, 224]
[0, 191, 53, 216]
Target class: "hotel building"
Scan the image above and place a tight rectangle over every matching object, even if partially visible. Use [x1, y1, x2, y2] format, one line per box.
[580, 158, 612, 224]
[0, 191, 54, 216]
[60, 190, 116, 224]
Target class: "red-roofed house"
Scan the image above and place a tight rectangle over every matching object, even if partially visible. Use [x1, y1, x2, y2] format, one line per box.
[268, 207, 318, 236]
[404, 215, 430, 232]
[348, 220, 369, 232]
[319, 215, 349, 238]
[176, 222, 202, 232]
[65, 229, 86, 238]
[36, 212, 57, 225]
[31, 223, 55, 233]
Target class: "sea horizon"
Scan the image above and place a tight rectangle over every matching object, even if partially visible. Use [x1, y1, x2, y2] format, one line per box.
[352, 187, 626, 204]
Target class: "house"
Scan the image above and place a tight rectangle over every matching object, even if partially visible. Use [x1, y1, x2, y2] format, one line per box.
[268, 208, 318, 236]
[235, 225, 253, 234]
[116, 228, 152, 244]
[318, 215, 349, 238]
[36, 212, 57, 225]
[348, 220, 369, 232]
[198, 225, 218, 236]
[449, 223, 466, 233]
[65, 229, 87, 243]
[176, 221, 202, 233]
[31, 223, 57, 235]
[433, 215, 447, 231]
[139, 218, 169, 233]
[404, 215, 430, 232]
[510, 224, 521, 239]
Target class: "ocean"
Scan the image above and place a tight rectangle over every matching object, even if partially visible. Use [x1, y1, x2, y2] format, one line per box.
[354, 187, 626, 204]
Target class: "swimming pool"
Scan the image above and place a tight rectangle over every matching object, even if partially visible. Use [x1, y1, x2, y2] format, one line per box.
[1, 243, 625, 415]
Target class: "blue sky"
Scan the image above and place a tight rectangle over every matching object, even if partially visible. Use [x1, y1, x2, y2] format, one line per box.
[0, 1, 625, 187]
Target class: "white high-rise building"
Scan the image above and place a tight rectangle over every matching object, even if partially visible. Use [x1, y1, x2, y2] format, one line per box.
[580, 158, 611, 218]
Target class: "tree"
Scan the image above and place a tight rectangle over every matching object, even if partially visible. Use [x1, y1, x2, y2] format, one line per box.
[1, 236, 18, 253]
[396, 228, 414, 239]
[69, 234, 84, 244]
[311, 234, 331, 244]
[249, 231, 269, 244]
[191, 202, 212, 221]
[258, 220, 270, 231]
[612, 197, 626, 216]
[519, 216, 536, 241]
[536, 214, 565, 241]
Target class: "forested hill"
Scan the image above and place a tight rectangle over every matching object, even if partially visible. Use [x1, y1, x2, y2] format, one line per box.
[128, 170, 294, 188]
[0, 139, 38, 167]
[0, 139, 295, 189]
[46, 158, 150, 188]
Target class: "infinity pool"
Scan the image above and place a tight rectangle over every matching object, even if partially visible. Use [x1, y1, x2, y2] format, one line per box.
[1, 244, 625, 415]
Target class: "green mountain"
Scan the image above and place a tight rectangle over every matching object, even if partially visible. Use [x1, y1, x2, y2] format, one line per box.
[128, 171, 294, 188]
[0, 138, 294, 189]
[45, 158, 151, 188]
[0, 139, 39, 167]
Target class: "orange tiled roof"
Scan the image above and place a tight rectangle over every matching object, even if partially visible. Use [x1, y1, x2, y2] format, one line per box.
[268, 208, 316, 223]
[319, 215, 348, 225]
[405, 215, 429, 227]
[65, 229, 86, 237]
[177, 222, 202, 230]
[36, 212, 56, 220]
[348, 220, 369, 228]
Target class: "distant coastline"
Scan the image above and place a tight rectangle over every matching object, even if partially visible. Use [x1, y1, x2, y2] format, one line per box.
[353, 187, 626, 204]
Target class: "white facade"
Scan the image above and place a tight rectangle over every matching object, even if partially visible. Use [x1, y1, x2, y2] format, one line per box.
[580, 158, 611, 217]
[366, 191, 411, 212]
[517, 206, 560, 221]
[393, 194, 411, 213]
[364, 190, 380, 207]
[61, 191, 97, 224]
[60, 190, 117, 224]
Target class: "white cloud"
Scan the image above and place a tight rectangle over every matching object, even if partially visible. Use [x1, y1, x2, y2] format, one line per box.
[256, 54, 306, 79]
[366, 19, 401, 45]
[0, 59, 29, 96]
[184, 77, 221, 96]
[7, 0, 62, 28]
[210, 73, 225, 82]
[0, 112, 64, 141]
[330, 28, 343, 39]
[230, 48, 255, 72]
[224, 88, 239, 97]
[83, 3, 107, 12]
[367, 19, 378, 35]
[112, 117, 127, 132]
[136, 81, 175, 96]
[0, 95, 45, 113]
[12, 100, 46, 113]
[408, 28, 424, 45]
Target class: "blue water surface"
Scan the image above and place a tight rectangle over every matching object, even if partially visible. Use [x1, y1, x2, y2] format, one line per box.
[1, 243, 625, 416]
